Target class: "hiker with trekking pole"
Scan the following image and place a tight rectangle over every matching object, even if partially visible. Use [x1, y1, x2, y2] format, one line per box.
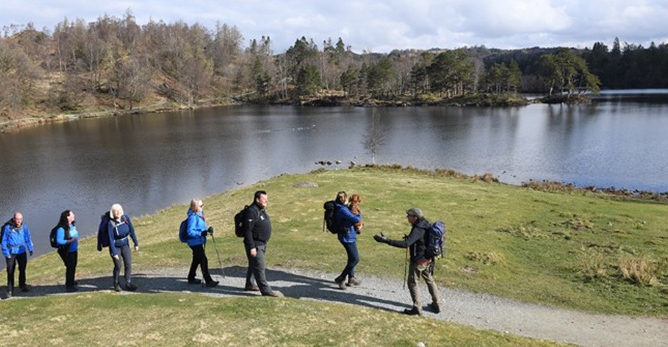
[373, 208, 441, 316]
[183, 198, 219, 288]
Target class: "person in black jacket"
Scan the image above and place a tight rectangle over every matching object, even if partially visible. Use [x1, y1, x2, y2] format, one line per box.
[242, 190, 283, 297]
[374, 207, 441, 315]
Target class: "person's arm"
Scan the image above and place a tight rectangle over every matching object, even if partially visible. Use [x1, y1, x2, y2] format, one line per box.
[375, 226, 424, 248]
[24, 226, 34, 255]
[243, 206, 258, 254]
[1, 225, 9, 258]
[126, 216, 139, 250]
[108, 220, 118, 257]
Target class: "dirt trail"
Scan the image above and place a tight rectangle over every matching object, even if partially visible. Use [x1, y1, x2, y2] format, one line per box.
[9, 266, 668, 347]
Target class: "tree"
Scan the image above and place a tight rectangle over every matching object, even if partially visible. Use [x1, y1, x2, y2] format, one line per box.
[539, 48, 600, 95]
[362, 109, 385, 164]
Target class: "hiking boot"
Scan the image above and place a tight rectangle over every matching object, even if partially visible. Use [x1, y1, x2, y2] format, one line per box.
[125, 283, 137, 291]
[262, 290, 284, 297]
[6, 289, 12, 298]
[334, 276, 346, 290]
[114, 283, 122, 292]
[187, 278, 202, 285]
[428, 302, 441, 314]
[402, 307, 421, 316]
[347, 277, 362, 286]
[205, 280, 219, 288]
[244, 285, 260, 292]
[66, 286, 78, 293]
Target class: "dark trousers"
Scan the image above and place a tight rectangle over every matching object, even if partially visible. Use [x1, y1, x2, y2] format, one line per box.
[112, 244, 133, 285]
[245, 243, 272, 294]
[339, 241, 359, 280]
[5, 252, 28, 292]
[57, 248, 78, 288]
[188, 244, 213, 283]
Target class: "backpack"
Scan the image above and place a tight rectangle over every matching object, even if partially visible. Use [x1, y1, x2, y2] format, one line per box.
[322, 200, 341, 234]
[49, 226, 61, 248]
[96, 212, 112, 251]
[179, 218, 189, 243]
[234, 205, 250, 237]
[425, 220, 446, 258]
[0, 219, 12, 241]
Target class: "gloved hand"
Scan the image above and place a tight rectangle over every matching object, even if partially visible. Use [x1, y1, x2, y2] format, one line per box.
[373, 233, 389, 243]
[207, 226, 214, 234]
[201, 231, 208, 237]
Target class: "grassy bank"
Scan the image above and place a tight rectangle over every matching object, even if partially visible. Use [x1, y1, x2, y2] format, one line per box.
[3, 166, 666, 346]
[24, 166, 668, 315]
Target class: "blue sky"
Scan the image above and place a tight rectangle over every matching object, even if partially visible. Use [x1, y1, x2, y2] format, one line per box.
[2, 0, 667, 53]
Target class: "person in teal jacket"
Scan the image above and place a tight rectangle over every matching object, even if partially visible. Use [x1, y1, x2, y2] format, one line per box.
[185, 199, 218, 287]
[2, 212, 34, 297]
[55, 210, 79, 292]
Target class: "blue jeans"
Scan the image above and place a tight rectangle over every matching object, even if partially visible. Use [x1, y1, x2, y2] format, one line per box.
[339, 241, 359, 280]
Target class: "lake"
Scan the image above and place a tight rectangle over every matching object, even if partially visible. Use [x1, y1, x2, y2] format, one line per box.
[2, 90, 667, 256]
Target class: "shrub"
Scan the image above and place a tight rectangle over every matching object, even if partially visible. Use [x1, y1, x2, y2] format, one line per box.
[618, 255, 659, 286]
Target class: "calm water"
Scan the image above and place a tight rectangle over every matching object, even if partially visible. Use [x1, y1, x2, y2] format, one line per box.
[2, 91, 668, 256]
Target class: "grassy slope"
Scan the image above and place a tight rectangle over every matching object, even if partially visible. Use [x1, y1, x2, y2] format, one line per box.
[2, 166, 666, 346]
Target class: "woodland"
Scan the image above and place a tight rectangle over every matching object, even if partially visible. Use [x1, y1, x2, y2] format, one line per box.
[1, 11, 667, 119]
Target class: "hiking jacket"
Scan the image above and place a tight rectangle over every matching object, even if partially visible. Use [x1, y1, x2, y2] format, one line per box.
[107, 215, 139, 257]
[56, 224, 79, 253]
[186, 209, 208, 247]
[243, 202, 271, 249]
[386, 217, 431, 263]
[334, 202, 362, 244]
[2, 222, 34, 258]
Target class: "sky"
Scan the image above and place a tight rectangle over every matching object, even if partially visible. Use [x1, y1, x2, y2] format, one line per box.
[2, 0, 668, 53]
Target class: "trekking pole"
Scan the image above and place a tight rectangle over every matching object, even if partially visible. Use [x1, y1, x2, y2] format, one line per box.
[403, 246, 408, 290]
[210, 232, 225, 278]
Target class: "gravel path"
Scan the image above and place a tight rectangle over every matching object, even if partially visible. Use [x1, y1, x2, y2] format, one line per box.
[10, 265, 667, 347]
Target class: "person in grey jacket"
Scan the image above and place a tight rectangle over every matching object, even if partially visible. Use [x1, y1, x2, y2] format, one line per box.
[2, 212, 34, 297]
[374, 207, 441, 316]
[107, 204, 139, 292]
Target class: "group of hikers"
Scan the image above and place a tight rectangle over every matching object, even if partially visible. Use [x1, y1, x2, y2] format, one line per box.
[2, 189, 442, 316]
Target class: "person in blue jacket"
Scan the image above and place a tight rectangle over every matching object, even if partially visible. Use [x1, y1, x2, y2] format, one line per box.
[185, 198, 218, 287]
[2, 212, 34, 298]
[107, 204, 139, 292]
[333, 191, 363, 290]
[55, 209, 79, 292]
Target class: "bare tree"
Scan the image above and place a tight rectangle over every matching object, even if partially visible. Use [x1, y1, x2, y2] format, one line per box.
[362, 109, 385, 164]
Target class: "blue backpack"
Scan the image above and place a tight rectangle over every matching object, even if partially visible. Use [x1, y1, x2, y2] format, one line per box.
[425, 220, 446, 258]
[179, 218, 189, 243]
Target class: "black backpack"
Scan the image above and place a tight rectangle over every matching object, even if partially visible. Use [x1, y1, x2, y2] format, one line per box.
[322, 200, 342, 234]
[96, 212, 112, 251]
[1, 219, 13, 241]
[49, 226, 61, 248]
[424, 220, 446, 258]
[234, 205, 250, 237]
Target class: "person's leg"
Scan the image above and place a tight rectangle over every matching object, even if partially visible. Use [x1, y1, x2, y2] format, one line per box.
[422, 262, 441, 312]
[335, 241, 351, 288]
[65, 251, 77, 289]
[112, 253, 122, 287]
[346, 242, 361, 285]
[17, 252, 28, 289]
[245, 249, 257, 289]
[199, 245, 214, 284]
[252, 244, 272, 294]
[121, 245, 132, 284]
[187, 245, 202, 282]
[6, 255, 16, 295]
[405, 261, 421, 314]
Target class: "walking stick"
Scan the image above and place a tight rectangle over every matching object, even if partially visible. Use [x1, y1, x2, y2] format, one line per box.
[403, 246, 408, 290]
[210, 232, 225, 278]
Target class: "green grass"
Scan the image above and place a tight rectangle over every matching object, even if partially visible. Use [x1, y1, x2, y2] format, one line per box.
[4, 165, 667, 346]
